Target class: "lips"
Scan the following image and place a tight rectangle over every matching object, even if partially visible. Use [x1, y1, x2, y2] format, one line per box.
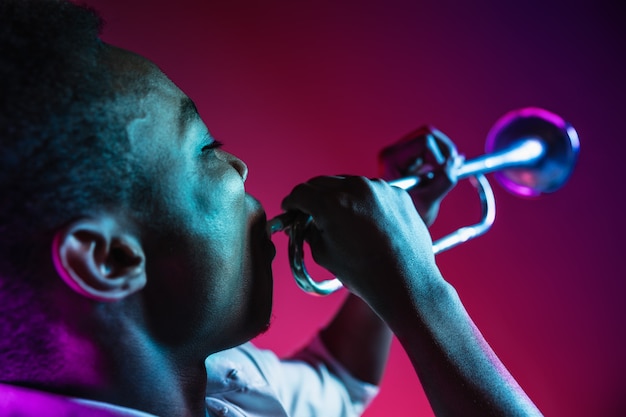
[260, 218, 276, 261]
[266, 236, 277, 260]
[246, 195, 276, 263]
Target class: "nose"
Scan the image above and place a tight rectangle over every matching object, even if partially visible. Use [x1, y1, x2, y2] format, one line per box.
[218, 150, 248, 182]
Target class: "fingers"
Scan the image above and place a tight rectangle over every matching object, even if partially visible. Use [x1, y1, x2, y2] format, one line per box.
[281, 175, 384, 218]
[281, 173, 447, 235]
[280, 176, 333, 217]
[278, 174, 438, 297]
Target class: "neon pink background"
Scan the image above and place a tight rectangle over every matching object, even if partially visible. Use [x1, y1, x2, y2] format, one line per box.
[85, 1, 625, 415]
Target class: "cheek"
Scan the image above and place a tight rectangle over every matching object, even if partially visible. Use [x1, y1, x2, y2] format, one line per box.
[195, 162, 245, 217]
[193, 172, 248, 263]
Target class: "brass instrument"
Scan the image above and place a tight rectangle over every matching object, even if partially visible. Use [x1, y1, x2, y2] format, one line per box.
[268, 107, 580, 295]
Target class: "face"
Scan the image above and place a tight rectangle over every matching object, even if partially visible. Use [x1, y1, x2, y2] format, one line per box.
[109, 47, 274, 353]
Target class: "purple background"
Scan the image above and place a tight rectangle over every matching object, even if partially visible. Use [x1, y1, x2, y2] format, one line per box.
[83, 1, 625, 415]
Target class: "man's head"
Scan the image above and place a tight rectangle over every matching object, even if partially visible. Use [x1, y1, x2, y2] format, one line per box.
[0, 0, 164, 294]
[0, 0, 273, 384]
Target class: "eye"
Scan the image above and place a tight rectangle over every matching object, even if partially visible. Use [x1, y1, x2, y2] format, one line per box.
[201, 140, 224, 153]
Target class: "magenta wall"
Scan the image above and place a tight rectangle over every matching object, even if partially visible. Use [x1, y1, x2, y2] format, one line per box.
[84, 1, 625, 415]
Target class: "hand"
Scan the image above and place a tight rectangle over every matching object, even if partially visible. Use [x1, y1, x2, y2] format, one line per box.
[378, 126, 459, 226]
[281, 175, 439, 301]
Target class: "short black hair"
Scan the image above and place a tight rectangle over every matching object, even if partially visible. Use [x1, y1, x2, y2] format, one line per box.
[0, 0, 155, 378]
[0, 0, 147, 283]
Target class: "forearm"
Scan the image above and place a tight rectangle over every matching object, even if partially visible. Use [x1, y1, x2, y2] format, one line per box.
[280, 175, 540, 414]
[376, 270, 542, 417]
[320, 294, 392, 385]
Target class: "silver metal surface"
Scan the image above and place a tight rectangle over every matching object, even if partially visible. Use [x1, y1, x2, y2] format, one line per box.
[269, 107, 580, 295]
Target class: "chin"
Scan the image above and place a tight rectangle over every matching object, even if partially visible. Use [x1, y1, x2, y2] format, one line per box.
[223, 274, 273, 350]
[227, 306, 272, 350]
[240, 205, 275, 343]
[249, 277, 273, 337]
[247, 245, 274, 337]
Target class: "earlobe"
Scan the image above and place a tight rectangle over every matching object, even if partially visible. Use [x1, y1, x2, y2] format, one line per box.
[51, 215, 147, 302]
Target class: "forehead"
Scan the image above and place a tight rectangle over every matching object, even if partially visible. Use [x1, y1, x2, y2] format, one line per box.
[105, 45, 187, 116]
[104, 45, 202, 147]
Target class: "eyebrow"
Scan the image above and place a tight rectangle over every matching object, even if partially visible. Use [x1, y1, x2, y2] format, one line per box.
[178, 97, 200, 135]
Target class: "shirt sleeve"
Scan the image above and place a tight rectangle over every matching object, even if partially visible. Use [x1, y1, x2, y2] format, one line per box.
[205, 337, 379, 417]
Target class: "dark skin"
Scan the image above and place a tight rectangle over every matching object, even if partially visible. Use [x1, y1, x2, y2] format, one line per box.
[321, 295, 391, 384]
[319, 129, 457, 385]
[45, 46, 270, 416]
[8, 44, 541, 416]
[283, 176, 542, 416]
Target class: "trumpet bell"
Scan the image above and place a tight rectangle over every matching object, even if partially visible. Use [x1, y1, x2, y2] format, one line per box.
[485, 107, 580, 197]
[269, 107, 581, 296]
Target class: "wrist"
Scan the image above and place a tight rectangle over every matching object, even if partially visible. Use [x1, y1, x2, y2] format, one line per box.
[367, 267, 454, 337]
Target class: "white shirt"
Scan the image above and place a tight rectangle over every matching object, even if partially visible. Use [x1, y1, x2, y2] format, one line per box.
[205, 337, 378, 417]
[0, 338, 378, 416]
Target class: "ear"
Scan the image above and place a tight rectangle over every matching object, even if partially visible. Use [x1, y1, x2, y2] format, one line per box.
[51, 214, 147, 302]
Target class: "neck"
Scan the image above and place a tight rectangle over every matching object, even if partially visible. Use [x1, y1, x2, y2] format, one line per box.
[2, 320, 209, 417]
[99, 326, 209, 417]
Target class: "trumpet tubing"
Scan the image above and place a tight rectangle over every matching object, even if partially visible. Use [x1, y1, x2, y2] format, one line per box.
[269, 107, 580, 296]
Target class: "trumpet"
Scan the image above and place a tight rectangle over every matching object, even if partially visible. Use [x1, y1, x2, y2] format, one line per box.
[268, 107, 580, 295]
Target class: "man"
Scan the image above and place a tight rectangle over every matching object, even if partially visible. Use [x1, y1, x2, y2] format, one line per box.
[202, 126, 460, 416]
[0, 1, 541, 416]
